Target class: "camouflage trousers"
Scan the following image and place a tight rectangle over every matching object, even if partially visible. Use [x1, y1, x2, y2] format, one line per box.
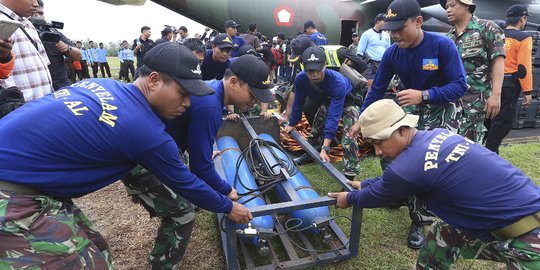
[308, 102, 360, 178]
[123, 166, 196, 270]
[458, 90, 487, 143]
[417, 221, 540, 270]
[0, 191, 114, 269]
[405, 101, 463, 133]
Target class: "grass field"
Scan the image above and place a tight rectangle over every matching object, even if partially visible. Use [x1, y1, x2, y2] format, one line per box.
[75, 140, 540, 270]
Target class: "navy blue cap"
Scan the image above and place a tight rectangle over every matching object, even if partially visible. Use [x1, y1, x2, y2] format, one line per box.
[507, 4, 529, 17]
[288, 35, 315, 63]
[230, 55, 274, 103]
[224, 20, 241, 28]
[303, 20, 316, 30]
[301, 46, 326, 71]
[143, 42, 214, 96]
[382, 0, 422, 31]
[212, 33, 234, 49]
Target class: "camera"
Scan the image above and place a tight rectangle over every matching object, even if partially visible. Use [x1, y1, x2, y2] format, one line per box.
[164, 24, 178, 35]
[29, 17, 64, 43]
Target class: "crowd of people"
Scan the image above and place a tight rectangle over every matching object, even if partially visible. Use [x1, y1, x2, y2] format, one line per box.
[0, 0, 539, 269]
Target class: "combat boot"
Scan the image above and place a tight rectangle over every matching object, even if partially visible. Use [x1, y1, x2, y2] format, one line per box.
[293, 153, 313, 165]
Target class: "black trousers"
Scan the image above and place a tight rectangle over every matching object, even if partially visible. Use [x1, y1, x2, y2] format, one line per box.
[90, 62, 99, 78]
[120, 60, 135, 82]
[80, 60, 90, 79]
[99, 62, 111, 78]
[484, 74, 521, 154]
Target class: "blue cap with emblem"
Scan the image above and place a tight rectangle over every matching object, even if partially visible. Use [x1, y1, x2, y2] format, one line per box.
[143, 42, 214, 96]
[382, 0, 422, 31]
[230, 55, 274, 103]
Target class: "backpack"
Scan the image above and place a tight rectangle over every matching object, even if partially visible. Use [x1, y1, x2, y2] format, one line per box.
[260, 43, 275, 66]
[271, 47, 284, 66]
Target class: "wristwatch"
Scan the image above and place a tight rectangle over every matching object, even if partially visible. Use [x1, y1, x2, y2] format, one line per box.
[321, 145, 331, 153]
[422, 90, 430, 103]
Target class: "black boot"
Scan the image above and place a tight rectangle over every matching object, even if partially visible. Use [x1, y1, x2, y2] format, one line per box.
[407, 223, 425, 249]
[293, 153, 313, 165]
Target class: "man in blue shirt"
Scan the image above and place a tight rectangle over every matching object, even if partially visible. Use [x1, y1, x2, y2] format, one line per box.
[304, 20, 328, 46]
[0, 43, 252, 269]
[349, 0, 467, 249]
[97, 42, 111, 78]
[284, 46, 361, 180]
[76, 41, 90, 79]
[87, 40, 99, 78]
[224, 19, 247, 57]
[126, 54, 274, 269]
[357, 13, 391, 79]
[330, 99, 540, 269]
[118, 40, 135, 82]
[201, 33, 233, 80]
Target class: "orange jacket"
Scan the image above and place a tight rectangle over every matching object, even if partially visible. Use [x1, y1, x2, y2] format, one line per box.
[504, 29, 533, 93]
[0, 52, 14, 79]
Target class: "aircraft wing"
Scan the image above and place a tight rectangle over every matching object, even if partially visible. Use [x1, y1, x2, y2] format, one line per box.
[97, 0, 146, 5]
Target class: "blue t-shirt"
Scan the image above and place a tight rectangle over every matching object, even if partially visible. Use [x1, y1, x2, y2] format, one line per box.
[0, 79, 232, 213]
[165, 80, 232, 196]
[347, 129, 540, 240]
[201, 50, 231, 80]
[290, 69, 352, 139]
[309, 32, 328, 46]
[231, 35, 247, 58]
[362, 31, 467, 112]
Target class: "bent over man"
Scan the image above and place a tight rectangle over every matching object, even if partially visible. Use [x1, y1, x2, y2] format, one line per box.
[331, 99, 540, 269]
[0, 43, 252, 269]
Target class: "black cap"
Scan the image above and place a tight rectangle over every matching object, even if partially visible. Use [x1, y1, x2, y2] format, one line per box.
[301, 46, 326, 71]
[507, 4, 529, 17]
[382, 0, 421, 31]
[143, 42, 214, 96]
[212, 33, 234, 49]
[303, 20, 316, 30]
[230, 55, 274, 103]
[224, 20, 241, 28]
[238, 44, 257, 56]
[288, 35, 315, 63]
[375, 13, 386, 23]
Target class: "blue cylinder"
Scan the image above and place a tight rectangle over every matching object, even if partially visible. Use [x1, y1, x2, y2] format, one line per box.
[216, 136, 274, 246]
[258, 133, 330, 234]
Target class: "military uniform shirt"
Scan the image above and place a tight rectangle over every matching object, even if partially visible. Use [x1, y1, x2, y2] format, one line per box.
[309, 32, 328, 46]
[201, 49, 231, 80]
[448, 15, 506, 98]
[290, 69, 352, 139]
[165, 80, 233, 196]
[0, 79, 232, 213]
[362, 31, 467, 111]
[347, 128, 540, 240]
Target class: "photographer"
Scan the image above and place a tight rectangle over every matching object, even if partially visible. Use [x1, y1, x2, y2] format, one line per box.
[0, 0, 53, 101]
[33, 0, 81, 90]
[155, 27, 174, 45]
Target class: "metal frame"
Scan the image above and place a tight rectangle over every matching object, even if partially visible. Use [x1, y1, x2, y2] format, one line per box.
[214, 116, 362, 269]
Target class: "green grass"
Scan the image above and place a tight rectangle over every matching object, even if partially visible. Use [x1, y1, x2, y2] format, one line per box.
[191, 142, 540, 269]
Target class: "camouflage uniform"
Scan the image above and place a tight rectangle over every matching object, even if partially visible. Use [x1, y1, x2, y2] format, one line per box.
[307, 92, 362, 178]
[448, 16, 506, 142]
[417, 221, 540, 269]
[123, 165, 196, 270]
[0, 191, 114, 269]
